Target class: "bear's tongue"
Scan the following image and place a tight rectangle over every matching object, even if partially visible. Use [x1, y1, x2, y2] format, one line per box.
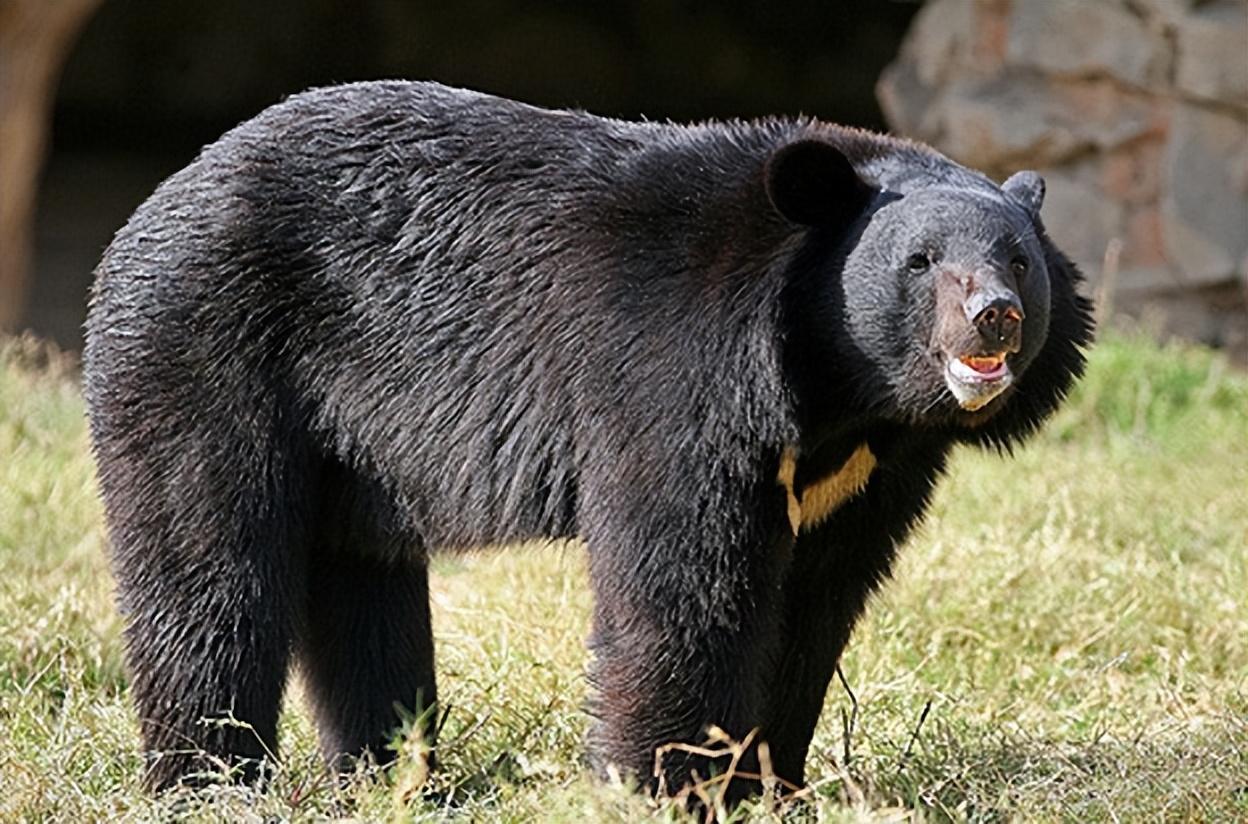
[960, 354, 1005, 374]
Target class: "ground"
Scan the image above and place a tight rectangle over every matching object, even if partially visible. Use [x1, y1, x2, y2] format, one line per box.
[1, 330, 1245, 822]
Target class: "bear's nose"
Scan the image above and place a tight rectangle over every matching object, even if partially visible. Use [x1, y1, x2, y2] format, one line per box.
[973, 297, 1024, 352]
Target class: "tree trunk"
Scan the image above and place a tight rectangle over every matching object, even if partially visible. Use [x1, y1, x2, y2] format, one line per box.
[0, 0, 102, 332]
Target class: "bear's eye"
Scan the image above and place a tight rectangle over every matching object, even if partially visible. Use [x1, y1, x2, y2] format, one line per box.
[1011, 256, 1030, 278]
[907, 253, 931, 273]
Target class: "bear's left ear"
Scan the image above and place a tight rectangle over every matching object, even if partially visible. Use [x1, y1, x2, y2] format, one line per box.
[764, 138, 873, 229]
[1003, 170, 1045, 219]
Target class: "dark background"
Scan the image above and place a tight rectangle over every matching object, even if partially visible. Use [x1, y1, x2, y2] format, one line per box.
[30, 0, 920, 349]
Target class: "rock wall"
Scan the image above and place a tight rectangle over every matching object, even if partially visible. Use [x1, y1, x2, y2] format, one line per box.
[878, 0, 1248, 360]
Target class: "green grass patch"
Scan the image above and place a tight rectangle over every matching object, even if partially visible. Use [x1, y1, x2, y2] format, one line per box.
[1, 331, 1245, 822]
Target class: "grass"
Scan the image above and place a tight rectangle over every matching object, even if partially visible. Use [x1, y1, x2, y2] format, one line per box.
[1, 330, 1245, 822]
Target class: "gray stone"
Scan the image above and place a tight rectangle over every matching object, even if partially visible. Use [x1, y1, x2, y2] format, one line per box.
[1160, 103, 1248, 285]
[936, 78, 1079, 169]
[1006, 0, 1171, 89]
[876, 0, 976, 139]
[1040, 168, 1126, 279]
[925, 76, 1158, 170]
[898, 0, 975, 87]
[1173, 0, 1248, 106]
[1116, 281, 1248, 357]
[1116, 265, 1189, 293]
[1127, 0, 1197, 24]
[876, 59, 939, 140]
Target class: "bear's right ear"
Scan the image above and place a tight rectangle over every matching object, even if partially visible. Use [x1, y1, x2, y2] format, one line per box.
[764, 138, 873, 229]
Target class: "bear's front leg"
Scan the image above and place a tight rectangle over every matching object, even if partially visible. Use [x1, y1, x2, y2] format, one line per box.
[763, 443, 947, 788]
[579, 455, 794, 803]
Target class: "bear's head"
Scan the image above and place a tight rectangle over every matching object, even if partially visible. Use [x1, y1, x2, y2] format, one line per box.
[767, 138, 1074, 432]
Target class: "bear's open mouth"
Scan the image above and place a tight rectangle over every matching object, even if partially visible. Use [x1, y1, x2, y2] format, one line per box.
[957, 353, 1007, 380]
[945, 352, 1013, 411]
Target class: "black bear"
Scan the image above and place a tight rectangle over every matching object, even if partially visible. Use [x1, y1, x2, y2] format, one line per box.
[84, 81, 1092, 800]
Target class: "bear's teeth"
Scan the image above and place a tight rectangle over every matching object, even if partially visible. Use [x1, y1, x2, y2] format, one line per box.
[960, 355, 1004, 374]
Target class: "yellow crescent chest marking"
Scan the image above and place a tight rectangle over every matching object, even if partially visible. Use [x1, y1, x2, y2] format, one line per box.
[777, 447, 802, 534]
[777, 443, 877, 535]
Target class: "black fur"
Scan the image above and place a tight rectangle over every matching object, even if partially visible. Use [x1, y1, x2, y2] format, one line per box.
[84, 81, 1093, 798]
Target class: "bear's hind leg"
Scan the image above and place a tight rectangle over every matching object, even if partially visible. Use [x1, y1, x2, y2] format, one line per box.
[298, 462, 437, 775]
[99, 430, 311, 790]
